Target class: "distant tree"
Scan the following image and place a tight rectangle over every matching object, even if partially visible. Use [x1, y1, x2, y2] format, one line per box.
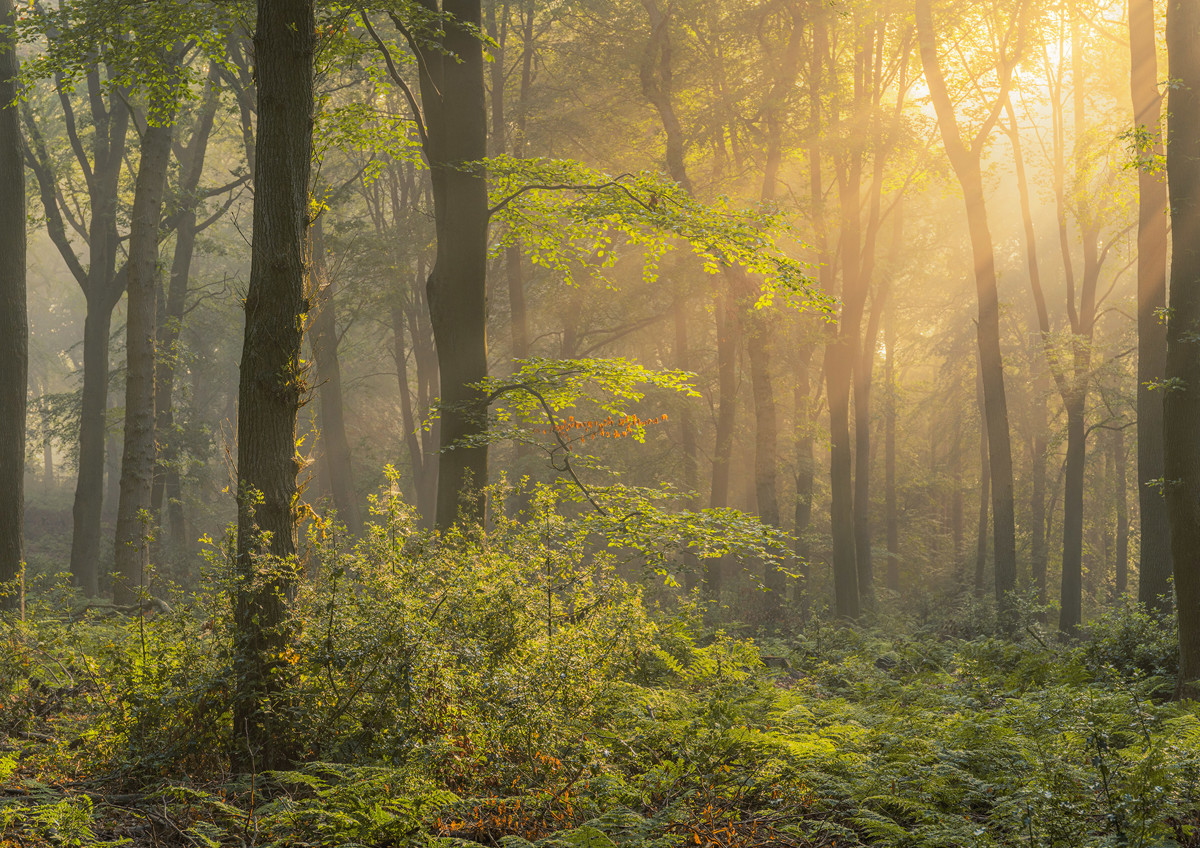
[916, 0, 1027, 629]
[1165, 0, 1200, 696]
[232, 0, 314, 769]
[22, 6, 133, 597]
[113, 41, 188, 605]
[0, 0, 26, 611]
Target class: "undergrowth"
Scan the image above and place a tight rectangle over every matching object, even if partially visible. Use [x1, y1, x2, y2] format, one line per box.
[2, 487, 1198, 847]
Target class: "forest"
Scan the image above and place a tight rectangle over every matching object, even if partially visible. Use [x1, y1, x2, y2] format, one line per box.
[4, 0, 1200, 844]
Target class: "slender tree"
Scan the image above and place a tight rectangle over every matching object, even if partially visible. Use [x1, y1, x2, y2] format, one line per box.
[23, 61, 130, 597]
[309, 214, 363, 532]
[916, 0, 1024, 628]
[113, 110, 177, 606]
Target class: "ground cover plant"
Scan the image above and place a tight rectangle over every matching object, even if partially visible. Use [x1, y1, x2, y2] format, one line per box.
[3, 487, 1199, 848]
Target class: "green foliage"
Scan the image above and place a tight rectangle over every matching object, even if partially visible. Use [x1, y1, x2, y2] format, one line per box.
[5, 529, 1200, 847]
[488, 155, 829, 313]
[18, 0, 232, 124]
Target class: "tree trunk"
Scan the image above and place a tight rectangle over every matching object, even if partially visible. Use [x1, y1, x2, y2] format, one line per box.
[1113, 427, 1130, 598]
[71, 306, 114, 598]
[1059, 401, 1086, 632]
[1055, 17, 1102, 636]
[1165, 0, 1200, 696]
[152, 65, 222, 556]
[884, 306, 899, 592]
[233, 0, 314, 770]
[746, 313, 783, 622]
[1031, 392, 1049, 612]
[1131, 0, 1172, 611]
[0, 0, 25, 610]
[917, 0, 1018, 627]
[793, 341, 816, 614]
[309, 217, 362, 532]
[706, 291, 740, 603]
[393, 302, 428, 511]
[674, 297, 701, 593]
[489, 0, 536, 516]
[65, 87, 130, 597]
[975, 372, 990, 598]
[415, 0, 490, 530]
[113, 120, 174, 605]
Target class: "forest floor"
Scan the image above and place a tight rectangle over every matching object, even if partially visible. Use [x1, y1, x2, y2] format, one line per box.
[2, 572, 1199, 847]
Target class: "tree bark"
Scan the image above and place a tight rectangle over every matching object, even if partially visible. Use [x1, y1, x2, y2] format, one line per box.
[309, 216, 362, 532]
[1165, 0, 1200, 696]
[233, 0, 314, 769]
[0, 0, 25, 610]
[1131, 0, 1172, 611]
[413, 0, 490, 530]
[113, 119, 175, 605]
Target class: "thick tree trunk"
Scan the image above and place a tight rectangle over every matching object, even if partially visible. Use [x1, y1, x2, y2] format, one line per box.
[1165, 0, 1200, 696]
[0, 0, 25, 610]
[309, 217, 362, 532]
[1131, 0, 1172, 611]
[113, 120, 174, 605]
[416, 0, 490, 530]
[233, 0, 314, 770]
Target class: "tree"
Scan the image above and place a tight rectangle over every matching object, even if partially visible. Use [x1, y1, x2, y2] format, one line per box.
[1165, 0, 1200, 696]
[364, 1, 490, 530]
[0, 0, 25, 611]
[151, 62, 231, 557]
[309, 213, 363, 533]
[113, 42, 188, 605]
[232, 0, 314, 769]
[22, 8, 132, 597]
[1130, 0, 1171, 611]
[916, 0, 1025, 628]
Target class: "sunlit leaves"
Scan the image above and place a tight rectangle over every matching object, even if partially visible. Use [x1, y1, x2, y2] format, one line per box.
[487, 155, 830, 313]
